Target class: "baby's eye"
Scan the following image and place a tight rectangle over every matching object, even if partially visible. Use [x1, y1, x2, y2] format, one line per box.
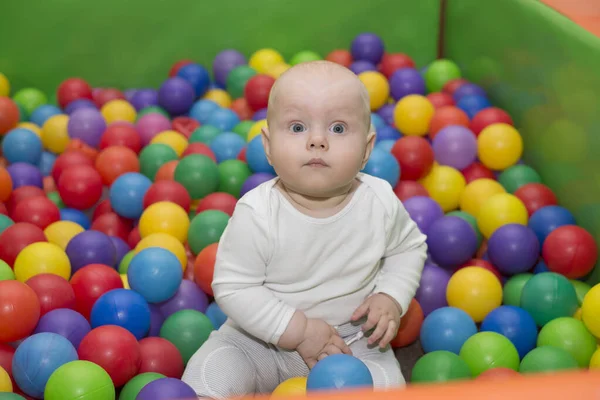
[331, 123, 345, 134]
[290, 123, 306, 133]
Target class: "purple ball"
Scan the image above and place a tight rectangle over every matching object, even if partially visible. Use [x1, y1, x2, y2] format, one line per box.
[240, 172, 276, 197]
[148, 303, 165, 337]
[487, 224, 540, 275]
[131, 88, 159, 111]
[453, 83, 487, 102]
[136, 377, 197, 400]
[349, 60, 377, 75]
[64, 99, 97, 115]
[427, 216, 478, 269]
[351, 32, 385, 64]
[213, 49, 247, 87]
[65, 230, 117, 273]
[403, 196, 444, 235]
[67, 108, 107, 148]
[432, 125, 477, 170]
[158, 77, 196, 116]
[34, 308, 91, 348]
[252, 108, 268, 121]
[377, 103, 396, 125]
[157, 280, 209, 319]
[6, 162, 43, 188]
[123, 89, 138, 102]
[136, 113, 172, 146]
[109, 236, 130, 266]
[415, 264, 452, 316]
[389, 68, 426, 100]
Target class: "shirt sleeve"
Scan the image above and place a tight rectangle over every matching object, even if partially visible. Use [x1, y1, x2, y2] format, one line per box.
[211, 202, 297, 345]
[374, 195, 428, 317]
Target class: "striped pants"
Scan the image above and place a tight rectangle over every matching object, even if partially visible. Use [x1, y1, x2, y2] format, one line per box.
[181, 319, 405, 399]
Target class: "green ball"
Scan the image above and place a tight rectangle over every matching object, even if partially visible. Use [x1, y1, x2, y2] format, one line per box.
[459, 331, 520, 376]
[503, 273, 533, 306]
[139, 143, 178, 180]
[118, 250, 136, 274]
[159, 310, 214, 364]
[411, 350, 472, 383]
[226, 66, 257, 99]
[0, 393, 26, 399]
[0, 214, 14, 235]
[118, 372, 165, 400]
[289, 50, 322, 65]
[174, 154, 220, 199]
[188, 209, 197, 220]
[446, 210, 482, 247]
[498, 164, 542, 193]
[519, 346, 579, 374]
[44, 360, 115, 400]
[137, 106, 169, 119]
[232, 120, 255, 140]
[570, 279, 592, 306]
[424, 59, 462, 93]
[13, 88, 48, 114]
[47, 191, 65, 209]
[188, 210, 230, 255]
[218, 159, 251, 198]
[520, 272, 578, 327]
[189, 125, 222, 144]
[0, 260, 15, 281]
[537, 317, 596, 367]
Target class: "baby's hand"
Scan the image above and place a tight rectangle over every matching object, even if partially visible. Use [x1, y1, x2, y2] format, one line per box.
[351, 293, 401, 348]
[296, 318, 352, 369]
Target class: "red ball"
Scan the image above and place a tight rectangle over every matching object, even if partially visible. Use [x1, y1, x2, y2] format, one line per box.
[0, 343, 15, 388]
[426, 92, 455, 109]
[12, 196, 60, 230]
[394, 181, 429, 202]
[391, 137, 434, 181]
[390, 299, 423, 348]
[51, 150, 95, 184]
[514, 183, 558, 216]
[100, 122, 142, 153]
[0, 280, 41, 342]
[143, 180, 191, 211]
[237, 147, 247, 162]
[57, 165, 103, 210]
[542, 225, 598, 279]
[196, 192, 238, 216]
[0, 202, 6, 216]
[442, 78, 469, 95]
[457, 258, 503, 282]
[95, 146, 140, 186]
[169, 59, 194, 77]
[325, 50, 353, 68]
[181, 142, 217, 161]
[0, 222, 47, 266]
[171, 117, 200, 139]
[92, 199, 114, 221]
[6, 186, 45, 216]
[93, 88, 125, 108]
[378, 53, 415, 78]
[56, 78, 93, 109]
[138, 337, 184, 378]
[230, 98, 253, 120]
[428, 106, 470, 140]
[128, 226, 141, 248]
[91, 212, 132, 242]
[470, 107, 514, 136]
[194, 243, 218, 297]
[0, 97, 20, 135]
[25, 273, 76, 316]
[244, 75, 276, 112]
[461, 162, 496, 183]
[70, 264, 124, 320]
[78, 325, 141, 387]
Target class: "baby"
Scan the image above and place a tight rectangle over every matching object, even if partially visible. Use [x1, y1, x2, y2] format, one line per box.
[182, 60, 428, 398]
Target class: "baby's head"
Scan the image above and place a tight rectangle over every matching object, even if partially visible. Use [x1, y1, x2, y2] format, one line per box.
[262, 60, 375, 198]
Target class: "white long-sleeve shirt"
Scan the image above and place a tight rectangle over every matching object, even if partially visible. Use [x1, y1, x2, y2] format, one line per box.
[211, 173, 428, 346]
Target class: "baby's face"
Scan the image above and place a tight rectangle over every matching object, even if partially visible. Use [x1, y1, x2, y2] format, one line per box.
[263, 63, 375, 198]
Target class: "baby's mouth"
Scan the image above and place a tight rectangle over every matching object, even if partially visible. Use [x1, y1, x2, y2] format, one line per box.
[305, 158, 329, 167]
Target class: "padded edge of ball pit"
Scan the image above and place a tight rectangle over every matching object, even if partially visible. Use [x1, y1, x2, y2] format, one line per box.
[444, 0, 600, 284]
[0, 0, 440, 94]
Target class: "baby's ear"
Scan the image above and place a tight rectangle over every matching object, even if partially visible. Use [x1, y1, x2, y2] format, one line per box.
[361, 126, 376, 168]
[261, 126, 273, 165]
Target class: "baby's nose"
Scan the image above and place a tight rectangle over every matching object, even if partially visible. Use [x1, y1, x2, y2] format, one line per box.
[307, 133, 328, 150]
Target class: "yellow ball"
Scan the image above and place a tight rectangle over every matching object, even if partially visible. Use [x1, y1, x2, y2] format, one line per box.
[139, 201, 190, 243]
[477, 193, 528, 239]
[101, 99, 136, 123]
[574, 307, 582, 321]
[358, 71, 390, 111]
[459, 179, 506, 218]
[247, 119, 268, 142]
[135, 233, 187, 271]
[271, 377, 307, 397]
[42, 114, 70, 154]
[121, 274, 130, 289]
[591, 348, 600, 368]
[203, 89, 232, 108]
[265, 63, 290, 79]
[582, 284, 600, 338]
[44, 221, 85, 250]
[393, 94, 435, 136]
[17, 122, 41, 137]
[477, 123, 523, 170]
[0, 365, 11, 392]
[151, 130, 189, 156]
[249, 49, 285, 73]
[419, 165, 466, 212]
[446, 266, 503, 323]
[0, 73, 9, 97]
[14, 242, 71, 282]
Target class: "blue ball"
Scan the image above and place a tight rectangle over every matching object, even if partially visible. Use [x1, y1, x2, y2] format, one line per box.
[457, 94, 492, 119]
[90, 288, 151, 340]
[12, 332, 78, 398]
[370, 113, 385, 131]
[246, 135, 276, 175]
[30, 104, 62, 126]
[209, 132, 247, 163]
[37, 151, 57, 177]
[205, 302, 228, 330]
[307, 354, 373, 391]
[177, 63, 211, 98]
[189, 99, 220, 124]
[420, 307, 477, 354]
[60, 208, 91, 229]
[2, 127, 43, 165]
[128, 247, 183, 303]
[533, 259, 549, 274]
[453, 83, 487, 102]
[362, 147, 400, 187]
[528, 205, 576, 246]
[375, 139, 396, 153]
[206, 108, 240, 131]
[375, 125, 401, 143]
[480, 305, 538, 359]
[109, 172, 153, 219]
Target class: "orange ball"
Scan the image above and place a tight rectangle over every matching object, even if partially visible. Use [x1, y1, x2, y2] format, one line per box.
[155, 160, 178, 181]
[0, 96, 19, 135]
[326, 49, 353, 68]
[429, 106, 470, 140]
[0, 167, 12, 202]
[390, 299, 424, 348]
[95, 146, 141, 185]
[194, 243, 218, 297]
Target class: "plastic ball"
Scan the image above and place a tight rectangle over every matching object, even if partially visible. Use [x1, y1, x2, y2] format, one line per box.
[190, 124, 222, 143]
[212, 49, 247, 87]
[358, 71, 390, 110]
[393, 94, 434, 136]
[476, 193, 528, 239]
[249, 49, 284, 74]
[487, 224, 540, 275]
[432, 125, 477, 170]
[130, 88, 159, 111]
[203, 88, 232, 108]
[159, 309, 213, 364]
[581, 284, 600, 338]
[3, 128, 43, 165]
[173, 154, 220, 200]
[0, 260, 14, 281]
[403, 195, 444, 235]
[109, 172, 152, 219]
[542, 225, 597, 279]
[415, 264, 452, 316]
[459, 178, 505, 219]
[528, 205, 576, 245]
[0, 96, 20, 135]
[227, 65, 258, 99]
[424, 59, 462, 93]
[393, 180, 429, 202]
[537, 317, 597, 367]
[271, 377, 307, 397]
[13, 88, 47, 114]
[14, 242, 70, 282]
[520, 272, 578, 327]
[128, 247, 183, 303]
[470, 107, 514, 136]
[326, 49, 353, 68]
[390, 136, 434, 181]
[459, 331, 520, 376]
[429, 106, 470, 139]
[0, 167, 13, 202]
[135, 233, 187, 270]
[188, 210, 230, 255]
[0, 280, 40, 342]
[390, 299, 424, 348]
[136, 113, 172, 146]
[411, 350, 471, 383]
[143, 180, 191, 211]
[43, 360, 114, 400]
[209, 132, 246, 163]
[196, 192, 237, 217]
[446, 266, 502, 322]
[65, 230, 116, 273]
[240, 172, 276, 197]
[306, 354, 373, 391]
[139, 201, 189, 243]
[33, 308, 90, 348]
[176, 63, 210, 98]
[139, 143, 179, 180]
[95, 145, 140, 185]
[420, 306, 477, 354]
[67, 108, 106, 148]
[136, 377, 197, 400]
[0, 365, 11, 392]
[12, 195, 60, 229]
[480, 305, 538, 359]
[361, 147, 400, 187]
[90, 288, 151, 340]
[514, 183, 558, 216]
[0, 222, 47, 267]
[498, 164, 542, 193]
[457, 94, 491, 119]
[427, 216, 478, 268]
[519, 346, 579, 374]
[477, 123, 523, 170]
[150, 130, 188, 157]
[118, 372, 165, 400]
[57, 165, 103, 210]
[70, 264, 123, 320]
[157, 77, 195, 116]
[100, 99, 136, 124]
[7, 162, 43, 189]
[419, 165, 466, 212]
[244, 74, 275, 112]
